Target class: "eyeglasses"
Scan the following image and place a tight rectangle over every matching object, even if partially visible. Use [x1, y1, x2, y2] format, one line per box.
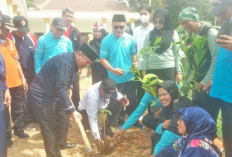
[113, 25, 125, 30]
[179, 116, 183, 122]
[154, 20, 163, 25]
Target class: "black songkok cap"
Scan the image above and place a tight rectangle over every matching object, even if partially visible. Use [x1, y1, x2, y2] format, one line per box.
[112, 14, 126, 22]
[80, 43, 99, 61]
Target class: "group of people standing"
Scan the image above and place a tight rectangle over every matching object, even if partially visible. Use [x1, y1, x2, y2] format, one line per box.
[0, 0, 232, 157]
[0, 7, 95, 157]
[112, 0, 232, 157]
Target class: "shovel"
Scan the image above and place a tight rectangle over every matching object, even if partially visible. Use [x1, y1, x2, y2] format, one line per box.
[70, 98, 93, 152]
[76, 117, 93, 152]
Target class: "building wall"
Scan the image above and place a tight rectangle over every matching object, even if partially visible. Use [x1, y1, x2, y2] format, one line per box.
[0, 0, 8, 15]
[28, 19, 46, 33]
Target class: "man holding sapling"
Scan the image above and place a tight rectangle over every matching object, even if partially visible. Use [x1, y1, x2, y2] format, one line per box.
[100, 14, 143, 132]
[77, 78, 129, 149]
[178, 7, 219, 122]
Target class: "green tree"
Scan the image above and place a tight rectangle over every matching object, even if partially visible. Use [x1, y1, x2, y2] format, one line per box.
[164, 0, 214, 28]
[26, 0, 35, 8]
[129, 0, 163, 12]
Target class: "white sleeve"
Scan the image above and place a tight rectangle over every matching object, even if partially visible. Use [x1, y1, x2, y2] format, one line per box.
[86, 93, 101, 140]
[116, 89, 123, 101]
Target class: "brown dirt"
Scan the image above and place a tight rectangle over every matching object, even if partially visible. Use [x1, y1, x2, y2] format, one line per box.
[8, 68, 153, 157]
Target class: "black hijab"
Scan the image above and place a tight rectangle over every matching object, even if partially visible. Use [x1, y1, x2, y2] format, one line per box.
[89, 28, 108, 56]
[157, 80, 194, 135]
[157, 80, 178, 123]
[149, 9, 174, 54]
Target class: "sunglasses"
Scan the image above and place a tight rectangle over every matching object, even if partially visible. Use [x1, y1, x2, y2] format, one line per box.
[154, 20, 163, 25]
[56, 28, 65, 32]
[113, 25, 125, 30]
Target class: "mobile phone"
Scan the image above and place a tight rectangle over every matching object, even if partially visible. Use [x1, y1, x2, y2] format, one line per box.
[216, 21, 232, 39]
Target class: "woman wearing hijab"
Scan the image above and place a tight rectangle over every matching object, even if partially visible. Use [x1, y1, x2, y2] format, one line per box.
[151, 80, 194, 156]
[87, 22, 108, 84]
[112, 74, 163, 136]
[156, 107, 222, 157]
[113, 80, 193, 155]
[142, 9, 182, 81]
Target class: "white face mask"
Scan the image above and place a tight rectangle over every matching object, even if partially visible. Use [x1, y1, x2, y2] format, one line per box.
[140, 15, 150, 24]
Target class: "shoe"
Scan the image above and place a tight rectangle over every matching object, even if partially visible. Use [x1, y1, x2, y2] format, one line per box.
[7, 139, 13, 147]
[13, 131, 30, 139]
[60, 143, 76, 149]
[25, 123, 36, 131]
[134, 121, 144, 129]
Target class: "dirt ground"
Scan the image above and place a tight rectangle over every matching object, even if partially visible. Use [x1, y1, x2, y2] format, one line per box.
[8, 68, 153, 157]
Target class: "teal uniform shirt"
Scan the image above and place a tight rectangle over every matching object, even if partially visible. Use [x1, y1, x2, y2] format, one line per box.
[34, 30, 73, 73]
[100, 32, 136, 84]
[210, 47, 232, 103]
[122, 92, 162, 130]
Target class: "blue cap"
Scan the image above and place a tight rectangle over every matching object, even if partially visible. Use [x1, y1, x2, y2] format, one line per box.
[208, 0, 232, 16]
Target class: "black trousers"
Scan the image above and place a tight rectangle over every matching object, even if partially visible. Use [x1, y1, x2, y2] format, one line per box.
[142, 114, 159, 130]
[5, 85, 25, 135]
[147, 67, 176, 81]
[24, 92, 36, 125]
[193, 91, 220, 123]
[91, 62, 108, 84]
[106, 81, 137, 126]
[220, 100, 232, 157]
[193, 92, 232, 157]
[56, 102, 70, 147]
[23, 74, 36, 125]
[135, 70, 145, 103]
[30, 98, 62, 157]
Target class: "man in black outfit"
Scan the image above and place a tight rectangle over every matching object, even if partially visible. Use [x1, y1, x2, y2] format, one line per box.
[28, 43, 98, 157]
[56, 8, 83, 149]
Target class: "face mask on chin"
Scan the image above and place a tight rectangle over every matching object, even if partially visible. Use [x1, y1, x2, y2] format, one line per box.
[140, 15, 150, 24]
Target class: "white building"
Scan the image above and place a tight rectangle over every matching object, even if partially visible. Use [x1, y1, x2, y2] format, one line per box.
[1, 0, 139, 39]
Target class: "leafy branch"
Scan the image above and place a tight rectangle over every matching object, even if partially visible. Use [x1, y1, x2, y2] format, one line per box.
[100, 109, 112, 140]
[175, 33, 208, 98]
[138, 37, 162, 61]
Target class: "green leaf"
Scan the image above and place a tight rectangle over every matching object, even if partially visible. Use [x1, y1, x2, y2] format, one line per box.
[187, 71, 195, 83]
[100, 109, 112, 116]
[154, 37, 162, 46]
